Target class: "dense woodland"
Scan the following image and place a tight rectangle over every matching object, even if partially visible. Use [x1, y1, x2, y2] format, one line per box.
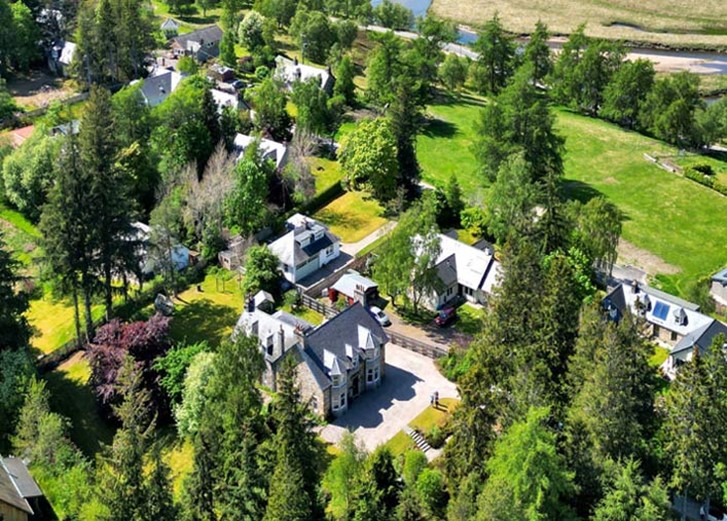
[1, 0, 727, 520]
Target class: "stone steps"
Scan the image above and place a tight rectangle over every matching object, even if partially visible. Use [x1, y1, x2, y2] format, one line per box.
[405, 427, 432, 453]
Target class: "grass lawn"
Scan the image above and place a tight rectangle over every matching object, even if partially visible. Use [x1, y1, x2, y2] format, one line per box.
[418, 95, 488, 200]
[313, 191, 388, 243]
[0, 202, 41, 267]
[281, 304, 324, 326]
[430, 0, 727, 47]
[160, 433, 194, 499]
[385, 430, 415, 457]
[170, 271, 244, 346]
[28, 297, 106, 355]
[44, 352, 114, 457]
[453, 304, 485, 336]
[557, 108, 727, 295]
[650, 345, 671, 368]
[309, 157, 344, 195]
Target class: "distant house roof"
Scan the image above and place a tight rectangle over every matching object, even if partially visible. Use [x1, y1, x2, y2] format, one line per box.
[160, 17, 180, 31]
[268, 213, 339, 268]
[9, 125, 34, 148]
[603, 282, 714, 338]
[233, 133, 288, 170]
[430, 234, 500, 293]
[0, 456, 42, 515]
[171, 25, 223, 52]
[331, 271, 378, 299]
[139, 69, 185, 107]
[50, 119, 80, 136]
[671, 319, 727, 362]
[274, 55, 334, 92]
[211, 88, 248, 113]
[712, 267, 727, 286]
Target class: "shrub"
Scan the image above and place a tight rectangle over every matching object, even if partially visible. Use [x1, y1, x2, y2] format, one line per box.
[692, 163, 714, 176]
[284, 289, 301, 310]
[255, 66, 270, 81]
[424, 425, 446, 449]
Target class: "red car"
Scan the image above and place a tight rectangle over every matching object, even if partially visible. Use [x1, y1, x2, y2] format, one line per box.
[434, 307, 457, 327]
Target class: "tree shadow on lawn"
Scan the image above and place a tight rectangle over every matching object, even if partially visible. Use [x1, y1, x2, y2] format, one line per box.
[44, 367, 114, 457]
[422, 117, 458, 139]
[315, 207, 372, 237]
[328, 365, 420, 430]
[561, 179, 632, 223]
[170, 299, 240, 346]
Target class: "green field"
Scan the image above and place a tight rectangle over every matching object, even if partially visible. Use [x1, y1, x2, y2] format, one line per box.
[430, 0, 727, 48]
[313, 191, 389, 243]
[418, 96, 727, 295]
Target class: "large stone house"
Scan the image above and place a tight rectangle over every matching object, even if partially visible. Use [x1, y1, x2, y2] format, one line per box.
[235, 296, 387, 417]
[269, 214, 341, 284]
[711, 267, 727, 313]
[419, 234, 501, 311]
[0, 456, 47, 521]
[603, 281, 727, 378]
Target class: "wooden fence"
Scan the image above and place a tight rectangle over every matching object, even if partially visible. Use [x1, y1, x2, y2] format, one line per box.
[387, 330, 448, 359]
[300, 294, 338, 319]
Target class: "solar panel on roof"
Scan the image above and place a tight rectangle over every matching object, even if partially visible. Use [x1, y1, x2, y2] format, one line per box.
[653, 301, 670, 321]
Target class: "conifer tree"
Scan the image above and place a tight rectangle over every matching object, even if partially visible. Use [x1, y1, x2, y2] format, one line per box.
[0, 232, 30, 351]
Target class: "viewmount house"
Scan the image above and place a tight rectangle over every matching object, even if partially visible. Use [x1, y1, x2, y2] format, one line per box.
[421, 234, 501, 311]
[603, 281, 727, 378]
[711, 267, 727, 313]
[236, 293, 387, 417]
[233, 133, 289, 170]
[170, 25, 223, 62]
[269, 214, 341, 284]
[274, 56, 335, 94]
[0, 456, 48, 521]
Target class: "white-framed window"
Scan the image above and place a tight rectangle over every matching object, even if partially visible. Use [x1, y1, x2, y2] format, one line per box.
[367, 368, 373, 382]
[340, 393, 346, 407]
[374, 368, 379, 381]
[374, 347, 380, 358]
[325, 245, 335, 255]
[332, 375, 342, 387]
[282, 263, 289, 273]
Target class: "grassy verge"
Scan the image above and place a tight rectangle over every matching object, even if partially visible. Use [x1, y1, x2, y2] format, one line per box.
[453, 304, 485, 336]
[313, 191, 388, 243]
[650, 345, 670, 368]
[28, 297, 105, 355]
[385, 398, 460, 457]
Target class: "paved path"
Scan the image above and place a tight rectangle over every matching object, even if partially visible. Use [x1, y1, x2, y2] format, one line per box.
[319, 344, 458, 451]
[387, 309, 453, 351]
[340, 221, 397, 257]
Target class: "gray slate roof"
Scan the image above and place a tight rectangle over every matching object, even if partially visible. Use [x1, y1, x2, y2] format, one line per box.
[171, 25, 223, 48]
[0, 457, 39, 515]
[306, 303, 387, 363]
[671, 319, 727, 360]
[331, 271, 378, 298]
[713, 267, 727, 286]
[435, 254, 458, 287]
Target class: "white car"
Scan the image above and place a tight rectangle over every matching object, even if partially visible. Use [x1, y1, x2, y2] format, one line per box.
[369, 306, 391, 327]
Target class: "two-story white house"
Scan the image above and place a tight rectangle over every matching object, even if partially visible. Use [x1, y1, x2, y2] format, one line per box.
[269, 214, 341, 284]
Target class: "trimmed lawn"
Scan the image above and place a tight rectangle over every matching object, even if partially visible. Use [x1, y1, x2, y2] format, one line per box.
[650, 345, 670, 368]
[43, 353, 114, 457]
[0, 203, 41, 267]
[409, 397, 458, 433]
[313, 191, 388, 243]
[281, 304, 324, 326]
[557, 108, 727, 295]
[385, 430, 415, 457]
[170, 271, 244, 345]
[418, 95, 488, 200]
[309, 157, 344, 195]
[28, 297, 104, 355]
[453, 304, 485, 336]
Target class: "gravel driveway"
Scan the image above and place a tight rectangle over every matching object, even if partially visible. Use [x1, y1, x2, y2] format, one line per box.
[319, 344, 458, 451]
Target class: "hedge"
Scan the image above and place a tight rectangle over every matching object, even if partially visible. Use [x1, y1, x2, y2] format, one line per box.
[683, 167, 727, 196]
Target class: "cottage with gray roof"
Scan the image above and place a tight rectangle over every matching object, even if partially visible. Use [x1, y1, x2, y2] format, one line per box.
[269, 213, 341, 284]
[235, 297, 386, 417]
[603, 281, 727, 378]
[274, 55, 334, 93]
[137, 69, 185, 107]
[170, 25, 223, 62]
[0, 456, 46, 521]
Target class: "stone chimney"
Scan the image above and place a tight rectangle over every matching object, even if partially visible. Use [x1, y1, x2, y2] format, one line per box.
[276, 325, 285, 358]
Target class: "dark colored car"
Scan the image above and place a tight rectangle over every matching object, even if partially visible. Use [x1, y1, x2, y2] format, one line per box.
[434, 307, 457, 327]
[230, 79, 245, 90]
